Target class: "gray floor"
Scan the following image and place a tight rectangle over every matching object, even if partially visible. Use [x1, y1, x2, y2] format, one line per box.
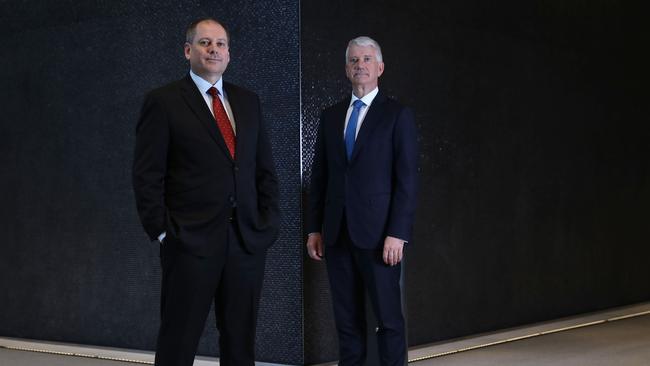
[1, 314, 649, 365]
[0, 347, 139, 366]
[414, 314, 650, 366]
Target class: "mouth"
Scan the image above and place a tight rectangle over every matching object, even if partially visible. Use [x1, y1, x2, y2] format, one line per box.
[206, 58, 222, 63]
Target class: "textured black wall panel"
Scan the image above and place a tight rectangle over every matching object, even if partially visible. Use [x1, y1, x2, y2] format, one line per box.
[0, 1, 301, 364]
[301, 0, 650, 361]
[2, 1, 649, 364]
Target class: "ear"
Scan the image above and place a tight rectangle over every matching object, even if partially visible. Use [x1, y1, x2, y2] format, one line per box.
[184, 43, 191, 60]
[377, 62, 385, 77]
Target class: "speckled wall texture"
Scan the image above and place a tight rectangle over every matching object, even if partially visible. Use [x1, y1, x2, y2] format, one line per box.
[301, 0, 649, 364]
[2, 1, 649, 365]
[0, 1, 301, 365]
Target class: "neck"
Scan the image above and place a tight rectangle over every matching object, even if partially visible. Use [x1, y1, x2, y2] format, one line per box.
[194, 70, 222, 85]
[204, 74, 221, 85]
[352, 83, 376, 99]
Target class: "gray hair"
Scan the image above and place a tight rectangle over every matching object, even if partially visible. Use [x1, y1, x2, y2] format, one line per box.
[345, 36, 383, 63]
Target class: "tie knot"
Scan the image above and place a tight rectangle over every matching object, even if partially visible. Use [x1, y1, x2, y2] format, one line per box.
[352, 100, 365, 110]
[207, 87, 219, 97]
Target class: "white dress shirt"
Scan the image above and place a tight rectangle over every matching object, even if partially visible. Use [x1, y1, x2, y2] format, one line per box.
[189, 69, 237, 134]
[342, 87, 379, 139]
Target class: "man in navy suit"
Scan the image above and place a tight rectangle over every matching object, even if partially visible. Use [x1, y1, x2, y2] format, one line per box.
[133, 18, 279, 366]
[307, 36, 418, 366]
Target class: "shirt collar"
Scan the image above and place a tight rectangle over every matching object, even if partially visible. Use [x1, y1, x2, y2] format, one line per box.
[189, 69, 224, 97]
[350, 87, 379, 108]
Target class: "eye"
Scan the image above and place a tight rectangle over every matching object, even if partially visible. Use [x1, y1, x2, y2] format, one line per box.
[363, 56, 372, 62]
[216, 41, 227, 48]
[199, 39, 210, 46]
[348, 57, 358, 64]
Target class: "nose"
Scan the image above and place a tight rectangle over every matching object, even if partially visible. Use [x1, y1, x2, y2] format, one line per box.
[207, 44, 218, 54]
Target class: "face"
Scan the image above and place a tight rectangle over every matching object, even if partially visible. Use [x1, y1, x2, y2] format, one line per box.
[184, 21, 230, 81]
[345, 44, 384, 89]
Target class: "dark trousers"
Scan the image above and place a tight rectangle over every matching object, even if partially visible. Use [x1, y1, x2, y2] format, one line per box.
[154, 221, 267, 366]
[325, 221, 406, 366]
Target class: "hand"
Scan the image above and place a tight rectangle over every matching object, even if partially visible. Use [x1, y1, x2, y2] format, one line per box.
[383, 236, 405, 266]
[157, 232, 166, 244]
[306, 233, 324, 261]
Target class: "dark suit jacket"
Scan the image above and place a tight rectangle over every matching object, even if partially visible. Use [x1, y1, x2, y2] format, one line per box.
[133, 75, 279, 257]
[308, 92, 418, 249]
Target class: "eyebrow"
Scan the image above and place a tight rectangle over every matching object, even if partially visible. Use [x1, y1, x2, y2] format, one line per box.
[197, 37, 228, 42]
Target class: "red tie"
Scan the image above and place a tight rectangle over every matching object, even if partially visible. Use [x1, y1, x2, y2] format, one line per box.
[207, 87, 236, 158]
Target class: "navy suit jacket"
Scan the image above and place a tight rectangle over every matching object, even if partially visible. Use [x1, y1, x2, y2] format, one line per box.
[133, 75, 279, 257]
[308, 92, 418, 249]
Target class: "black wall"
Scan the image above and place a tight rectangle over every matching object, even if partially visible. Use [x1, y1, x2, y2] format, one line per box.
[1, 1, 649, 365]
[0, 1, 301, 364]
[301, 0, 650, 363]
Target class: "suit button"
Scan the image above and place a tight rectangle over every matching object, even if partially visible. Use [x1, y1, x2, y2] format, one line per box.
[234, 166, 239, 172]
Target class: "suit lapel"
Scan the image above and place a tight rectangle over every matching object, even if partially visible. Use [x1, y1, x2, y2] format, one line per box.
[331, 100, 349, 165]
[224, 83, 246, 161]
[179, 75, 234, 161]
[349, 92, 387, 162]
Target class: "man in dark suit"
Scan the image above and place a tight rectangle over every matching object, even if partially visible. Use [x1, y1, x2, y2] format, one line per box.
[132, 18, 279, 366]
[306, 36, 418, 366]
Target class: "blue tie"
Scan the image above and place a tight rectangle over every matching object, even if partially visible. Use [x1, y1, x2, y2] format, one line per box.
[345, 100, 365, 160]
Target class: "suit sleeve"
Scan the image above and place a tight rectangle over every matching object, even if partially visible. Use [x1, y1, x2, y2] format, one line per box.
[132, 92, 169, 241]
[307, 111, 328, 234]
[386, 107, 418, 242]
[254, 95, 280, 232]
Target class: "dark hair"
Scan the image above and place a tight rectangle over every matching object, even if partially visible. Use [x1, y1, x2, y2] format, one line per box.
[185, 17, 229, 44]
